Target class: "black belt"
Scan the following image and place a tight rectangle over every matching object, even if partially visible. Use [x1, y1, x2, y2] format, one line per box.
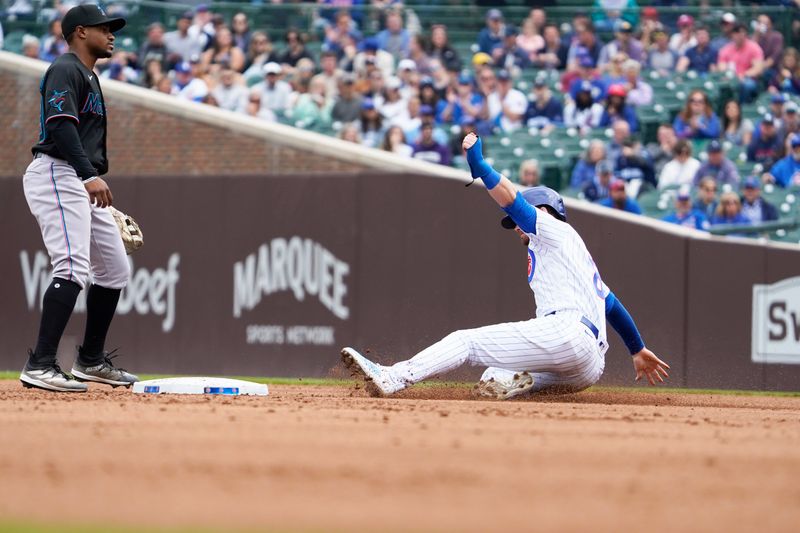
[33, 152, 44, 159]
[545, 311, 599, 339]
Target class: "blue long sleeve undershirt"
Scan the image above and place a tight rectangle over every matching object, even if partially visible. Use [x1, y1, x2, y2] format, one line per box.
[605, 291, 645, 355]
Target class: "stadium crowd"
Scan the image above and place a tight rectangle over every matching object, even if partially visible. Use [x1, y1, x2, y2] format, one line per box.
[3, 1, 800, 234]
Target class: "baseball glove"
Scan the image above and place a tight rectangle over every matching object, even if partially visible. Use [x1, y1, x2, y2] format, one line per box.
[109, 206, 144, 255]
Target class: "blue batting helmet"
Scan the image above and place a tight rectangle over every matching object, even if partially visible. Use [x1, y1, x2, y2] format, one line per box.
[501, 186, 567, 228]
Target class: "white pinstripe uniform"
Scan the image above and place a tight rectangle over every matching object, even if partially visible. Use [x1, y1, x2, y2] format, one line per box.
[390, 209, 610, 393]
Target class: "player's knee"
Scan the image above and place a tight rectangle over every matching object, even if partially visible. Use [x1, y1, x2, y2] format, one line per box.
[95, 260, 130, 289]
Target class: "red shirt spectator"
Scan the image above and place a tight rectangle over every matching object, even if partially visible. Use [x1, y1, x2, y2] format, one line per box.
[718, 25, 763, 78]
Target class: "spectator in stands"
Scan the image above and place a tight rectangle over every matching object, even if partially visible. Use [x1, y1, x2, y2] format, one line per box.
[290, 76, 333, 128]
[230, 12, 251, 53]
[566, 54, 604, 102]
[332, 73, 363, 123]
[311, 51, 342, 101]
[243, 32, 279, 80]
[592, 0, 639, 32]
[155, 77, 173, 95]
[718, 24, 764, 103]
[101, 52, 138, 84]
[755, 14, 784, 80]
[324, 10, 361, 57]
[412, 123, 451, 166]
[201, 26, 245, 74]
[781, 104, 800, 147]
[139, 23, 169, 71]
[711, 192, 750, 226]
[570, 140, 607, 189]
[516, 18, 544, 59]
[663, 187, 709, 230]
[564, 81, 604, 133]
[358, 99, 385, 148]
[280, 30, 314, 68]
[598, 20, 644, 68]
[616, 138, 657, 194]
[493, 26, 531, 71]
[376, 9, 410, 61]
[378, 76, 406, 123]
[476, 66, 501, 123]
[532, 24, 568, 70]
[354, 38, 395, 80]
[189, 5, 215, 42]
[677, 26, 718, 74]
[669, 14, 697, 55]
[607, 119, 631, 163]
[212, 65, 249, 114]
[172, 61, 209, 103]
[600, 51, 628, 86]
[673, 90, 721, 140]
[438, 72, 482, 126]
[748, 113, 784, 169]
[518, 159, 541, 187]
[583, 160, 615, 202]
[711, 12, 737, 55]
[693, 177, 719, 219]
[600, 180, 642, 214]
[495, 70, 528, 132]
[382, 125, 413, 158]
[658, 139, 700, 189]
[477, 9, 506, 55]
[252, 62, 292, 117]
[769, 48, 800, 95]
[427, 25, 461, 73]
[646, 29, 678, 74]
[407, 105, 448, 146]
[764, 134, 800, 188]
[524, 77, 563, 131]
[407, 35, 433, 76]
[599, 84, 638, 132]
[164, 11, 206, 64]
[40, 18, 68, 62]
[621, 60, 652, 107]
[721, 99, 754, 147]
[338, 123, 362, 144]
[647, 124, 678, 176]
[22, 34, 40, 60]
[365, 68, 388, 108]
[693, 140, 741, 188]
[637, 6, 660, 48]
[741, 177, 779, 224]
[567, 21, 603, 68]
[397, 96, 422, 137]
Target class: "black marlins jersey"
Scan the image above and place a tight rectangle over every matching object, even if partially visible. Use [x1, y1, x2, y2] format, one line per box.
[32, 52, 109, 176]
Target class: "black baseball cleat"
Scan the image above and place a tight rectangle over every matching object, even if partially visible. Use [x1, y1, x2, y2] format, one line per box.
[71, 349, 139, 388]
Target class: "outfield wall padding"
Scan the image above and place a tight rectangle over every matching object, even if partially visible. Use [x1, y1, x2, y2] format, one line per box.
[1, 173, 799, 390]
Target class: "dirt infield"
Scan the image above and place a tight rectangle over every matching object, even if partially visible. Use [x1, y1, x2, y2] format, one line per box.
[1, 380, 799, 533]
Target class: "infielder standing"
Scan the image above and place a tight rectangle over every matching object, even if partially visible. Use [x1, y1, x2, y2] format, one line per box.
[20, 4, 138, 392]
[343, 132, 669, 399]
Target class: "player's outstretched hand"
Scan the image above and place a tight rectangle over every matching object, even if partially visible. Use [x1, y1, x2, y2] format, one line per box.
[85, 178, 113, 208]
[462, 132, 479, 152]
[632, 348, 670, 386]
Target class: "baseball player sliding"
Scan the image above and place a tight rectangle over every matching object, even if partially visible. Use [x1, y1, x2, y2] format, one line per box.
[20, 4, 138, 392]
[343, 132, 669, 399]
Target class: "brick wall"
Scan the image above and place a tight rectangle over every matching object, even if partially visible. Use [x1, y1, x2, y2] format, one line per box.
[1, 66, 369, 178]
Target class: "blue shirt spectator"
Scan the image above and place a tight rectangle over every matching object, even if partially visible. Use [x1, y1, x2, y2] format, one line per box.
[477, 9, 505, 54]
[673, 91, 721, 139]
[710, 192, 751, 226]
[570, 140, 606, 189]
[583, 160, 615, 202]
[600, 181, 643, 214]
[663, 190, 709, 230]
[375, 11, 410, 60]
[678, 27, 718, 73]
[747, 115, 784, 168]
[767, 135, 800, 187]
[524, 81, 564, 127]
[692, 141, 740, 187]
[598, 85, 639, 132]
[741, 178, 779, 223]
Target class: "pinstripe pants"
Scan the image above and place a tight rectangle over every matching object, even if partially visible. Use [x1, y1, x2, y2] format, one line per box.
[391, 313, 606, 393]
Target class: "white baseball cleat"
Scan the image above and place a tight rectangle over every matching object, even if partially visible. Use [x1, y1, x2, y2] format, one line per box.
[341, 347, 408, 397]
[474, 368, 535, 400]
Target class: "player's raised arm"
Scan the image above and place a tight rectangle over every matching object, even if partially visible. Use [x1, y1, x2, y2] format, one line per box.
[605, 291, 670, 385]
[462, 132, 538, 233]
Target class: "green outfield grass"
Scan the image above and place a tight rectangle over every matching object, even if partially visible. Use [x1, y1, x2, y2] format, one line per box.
[1, 370, 798, 396]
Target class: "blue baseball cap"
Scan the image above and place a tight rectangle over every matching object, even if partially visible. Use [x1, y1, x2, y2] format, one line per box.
[458, 72, 474, 85]
[743, 177, 760, 189]
[362, 38, 379, 52]
[361, 98, 375, 110]
[707, 140, 723, 153]
[771, 93, 786, 104]
[578, 53, 595, 68]
[791, 134, 800, 148]
[174, 61, 191, 74]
